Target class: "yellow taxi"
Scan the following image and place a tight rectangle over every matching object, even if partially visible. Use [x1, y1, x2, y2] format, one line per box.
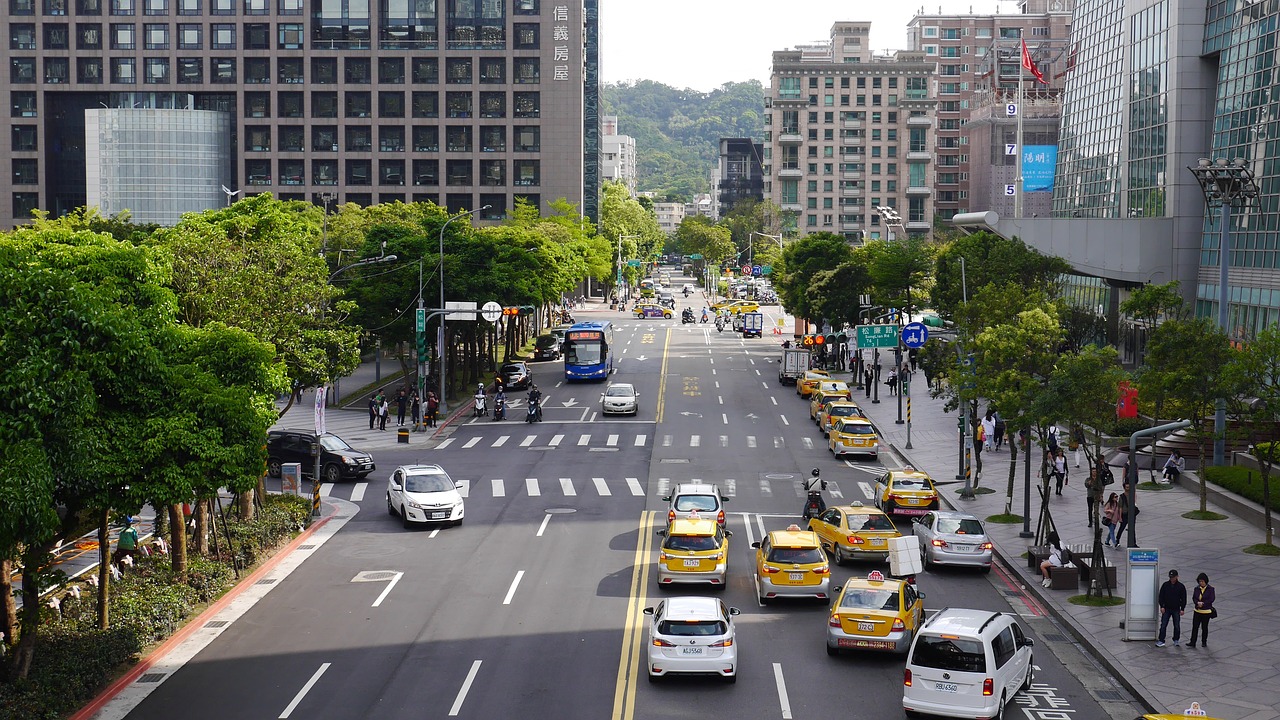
[809, 390, 850, 423]
[797, 370, 832, 398]
[710, 299, 760, 315]
[829, 417, 879, 458]
[655, 515, 730, 588]
[814, 380, 852, 400]
[825, 570, 925, 655]
[874, 468, 940, 517]
[808, 503, 901, 564]
[633, 302, 672, 319]
[751, 525, 831, 604]
[820, 400, 866, 436]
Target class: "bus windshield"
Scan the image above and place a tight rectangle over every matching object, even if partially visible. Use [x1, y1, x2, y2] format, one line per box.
[564, 337, 603, 365]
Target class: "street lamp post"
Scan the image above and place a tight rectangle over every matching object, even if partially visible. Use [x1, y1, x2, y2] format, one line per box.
[617, 234, 640, 304]
[1189, 157, 1258, 466]
[876, 206, 908, 426]
[428, 206, 489, 415]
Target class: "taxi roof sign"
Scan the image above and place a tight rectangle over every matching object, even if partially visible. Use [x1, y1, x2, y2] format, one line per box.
[867, 570, 886, 582]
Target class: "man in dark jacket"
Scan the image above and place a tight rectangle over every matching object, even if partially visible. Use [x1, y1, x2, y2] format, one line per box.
[1156, 569, 1186, 647]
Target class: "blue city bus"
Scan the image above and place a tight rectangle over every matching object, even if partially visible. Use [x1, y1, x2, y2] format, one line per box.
[563, 321, 614, 381]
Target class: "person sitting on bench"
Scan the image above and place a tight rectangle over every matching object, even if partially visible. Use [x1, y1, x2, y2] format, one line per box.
[1161, 450, 1185, 484]
[1039, 535, 1065, 588]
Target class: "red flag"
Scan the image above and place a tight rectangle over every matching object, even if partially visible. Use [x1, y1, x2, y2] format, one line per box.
[1021, 39, 1046, 84]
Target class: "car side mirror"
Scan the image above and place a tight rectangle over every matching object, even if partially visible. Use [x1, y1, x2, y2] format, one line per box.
[643, 607, 654, 615]
[728, 607, 741, 616]
[1021, 637, 1034, 647]
[455, 483, 463, 489]
[724, 530, 733, 537]
[655, 529, 666, 537]
[918, 591, 926, 599]
[833, 585, 843, 593]
[721, 496, 729, 503]
[750, 541, 761, 549]
[661, 495, 672, 502]
[913, 516, 922, 524]
[389, 482, 401, 491]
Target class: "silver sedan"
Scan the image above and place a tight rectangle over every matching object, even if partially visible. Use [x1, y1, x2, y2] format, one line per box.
[912, 510, 993, 572]
[601, 382, 639, 415]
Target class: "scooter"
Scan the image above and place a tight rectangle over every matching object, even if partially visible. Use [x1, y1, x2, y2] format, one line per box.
[715, 316, 725, 332]
[492, 396, 506, 421]
[700, 313, 709, 323]
[681, 309, 695, 324]
[473, 393, 487, 418]
[801, 468, 828, 521]
[525, 397, 542, 423]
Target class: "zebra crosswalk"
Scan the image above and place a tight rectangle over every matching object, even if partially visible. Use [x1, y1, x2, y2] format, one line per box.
[433, 432, 797, 451]
[318, 475, 879, 505]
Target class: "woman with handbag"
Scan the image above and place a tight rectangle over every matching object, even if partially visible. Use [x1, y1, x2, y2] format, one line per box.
[1188, 572, 1216, 648]
[1102, 492, 1120, 546]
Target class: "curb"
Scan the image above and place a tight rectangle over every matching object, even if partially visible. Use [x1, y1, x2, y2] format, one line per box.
[887, 441, 1161, 715]
[69, 500, 340, 720]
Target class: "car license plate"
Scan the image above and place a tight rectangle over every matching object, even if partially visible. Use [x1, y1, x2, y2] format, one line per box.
[789, 572, 804, 581]
[904, 497, 920, 504]
[953, 544, 973, 552]
[681, 647, 704, 655]
[430, 512, 447, 519]
[683, 559, 701, 567]
[858, 621, 875, 632]
[934, 682, 958, 693]
[870, 538, 885, 547]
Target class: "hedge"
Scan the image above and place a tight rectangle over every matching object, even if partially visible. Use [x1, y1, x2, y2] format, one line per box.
[1203, 466, 1280, 512]
[0, 627, 140, 720]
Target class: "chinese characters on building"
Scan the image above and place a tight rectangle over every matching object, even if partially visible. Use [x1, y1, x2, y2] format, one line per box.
[551, 5, 570, 81]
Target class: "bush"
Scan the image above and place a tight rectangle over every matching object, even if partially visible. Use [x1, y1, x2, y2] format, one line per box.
[184, 554, 234, 603]
[1102, 417, 1151, 438]
[1203, 466, 1280, 512]
[0, 627, 140, 720]
[227, 493, 311, 567]
[110, 574, 197, 645]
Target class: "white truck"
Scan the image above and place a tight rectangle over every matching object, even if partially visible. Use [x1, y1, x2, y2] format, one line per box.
[778, 346, 811, 385]
[740, 311, 764, 338]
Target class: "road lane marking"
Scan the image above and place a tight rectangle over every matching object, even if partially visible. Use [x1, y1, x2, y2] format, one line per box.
[827, 481, 843, 499]
[634, 434, 646, 446]
[656, 327, 671, 423]
[662, 435, 672, 447]
[720, 435, 729, 447]
[859, 481, 876, 499]
[526, 478, 540, 496]
[690, 434, 701, 447]
[802, 438, 813, 450]
[560, 477, 576, 495]
[520, 435, 535, 447]
[627, 477, 644, 495]
[725, 478, 737, 497]
[780, 415, 790, 426]
[463, 437, 481, 449]
[718, 395, 723, 404]
[492, 435, 508, 448]
[371, 571, 404, 607]
[607, 434, 619, 446]
[350, 483, 367, 502]
[773, 663, 793, 720]
[747, 436, 757, 448]
[578, 434, 591, 446]
[491, 478, 505, 497]
[320, 483, 334, 497]
[594, 477, 611, 496]
[502, 570, 525, 604]
[448, 660, 483, 716]
[722, 413, 728, 424]
[770, 396, 777, 406]
[279, 663, 330, 718]
[536, 514, 552, 537]
[611, 511, 654, 720]
[761, 479, 772, 497]
[429, 528, 441, 538]
[774, 437, 785, 448]
[656, 478, 670, 497]
[436, 438, 454, 449]
[550, 434, 563, 446]
[762, 381, 769, 388]
[755, 369, 761, 376]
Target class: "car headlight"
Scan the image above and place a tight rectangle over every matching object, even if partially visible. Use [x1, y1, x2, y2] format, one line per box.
[343, 457, 357, 465]
[407, 500, 423, 509]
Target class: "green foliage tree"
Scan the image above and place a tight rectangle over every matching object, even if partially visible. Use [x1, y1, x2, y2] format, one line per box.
[809, 263, 872, 329]
[856, 237, 934, 317]
[932, 232, 1071, 319]
[1120, 280, 1186, 366]
[1226, 324, 1280, 548]
[775, 233, 853, 323]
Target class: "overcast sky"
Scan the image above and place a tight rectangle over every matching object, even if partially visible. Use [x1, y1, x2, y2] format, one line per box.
[600, 0, 1009, 92]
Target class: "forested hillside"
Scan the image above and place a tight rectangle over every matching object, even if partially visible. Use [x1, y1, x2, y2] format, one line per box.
[601, 80, 764, 202]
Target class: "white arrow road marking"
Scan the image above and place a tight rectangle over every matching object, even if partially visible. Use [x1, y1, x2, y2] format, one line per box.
[634, 355, 647, 361]
[526, 478, 540, 496]
[561, 399, 578, 407]
[549, 434, 563, 446]
[448, 660, 483, 717]
[491, 478, 505, 497]
[560, 477, 576, 495]
[350, 482, 367, 502]
[627, 477, 644, 496]
[279, 663, 330, 719]
[593, 477, 610, 496]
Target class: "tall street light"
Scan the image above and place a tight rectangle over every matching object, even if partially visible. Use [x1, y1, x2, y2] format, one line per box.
[426, 205, 489, 414]
[1189, 157, 1258, 465]
[876, 205, 909, 427]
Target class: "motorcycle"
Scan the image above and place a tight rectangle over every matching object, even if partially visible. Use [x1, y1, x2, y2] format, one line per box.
[492, 396, 506, 421]
[681, 308, 695, 324]
[715, 316, 725, 333]
[801, 468, 828, 521]
[473, 393, 487, 418]
[700, 313, 709, 324]
[526, 397, 542, 423]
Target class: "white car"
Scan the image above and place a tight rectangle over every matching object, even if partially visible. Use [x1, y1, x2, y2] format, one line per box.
[912, 511, 994, 572]
[903, 608, 1034, 719]
[644, 596, 740, 683]
[386, 464, 464, 529]
[601, 382, 639, 415]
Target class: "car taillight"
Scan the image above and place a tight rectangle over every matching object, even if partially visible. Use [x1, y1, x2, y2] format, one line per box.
[762, 565, 780, 574]
[982, 678, 994, 696]
[717, 510, 725, 525]
[668, 510, 675, 523]
[932, 538, 948, 548]
[892, 618, 905, 631]
[847, 535, 863, 545]
[710, 638, 733, 648]
[652, 638, 675, 647]
[828, 615, 842, 628]
[813, 565, 830, 575]
[980, 542, 993, 550]
[904, 668, 912, 687]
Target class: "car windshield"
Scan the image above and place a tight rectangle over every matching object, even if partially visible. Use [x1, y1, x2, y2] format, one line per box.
[606, 386, 634, 397]
[674, 495, 718, 512]
[893, 478, 933, 491]
[664, 534, 718, 552]
[535, 336, 557, 348]
[830, 406, 864, 418]
[910, 635, 987, 673]
[319, 435, 354, 452]
[938, 518, 985, 535]
[502, 364, 524, 375]
[404, 474, 454, 493]
[839, 588, 899, 611]
[657, 620, 727, 636]
[840, 421, 875, 434]
[767, 546, 825, 564]
[853, 514, 896, 531]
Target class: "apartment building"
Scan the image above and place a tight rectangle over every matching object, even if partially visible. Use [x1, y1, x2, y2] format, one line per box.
[716, 136, 763, 217]
[906, 0, 1073, 220]
[1, 0, 599, 227]
[652, 199, 683, 234]
[765, 21, 936, 241]
[600, 114, 635, 195]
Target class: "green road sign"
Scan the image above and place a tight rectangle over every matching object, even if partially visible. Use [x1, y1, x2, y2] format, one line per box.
[856, 324, 899, 349]
[689, 254, 703, 260]
[761, 265, 773, 275]
[627, 260, 642, 267]
[416, 308, 426, 333]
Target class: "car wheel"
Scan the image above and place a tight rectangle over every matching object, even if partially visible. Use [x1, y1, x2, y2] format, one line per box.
[1021, 662, 1033, 692]
[982, 565, 992, 574]
[401, 507, 414, 530]
[833, 544, 847, 566]
[647, 671, 658, 684]
[994, 693, 1006, 720]
[724, 673, 737, 684]
[386, 493, 396, 517]
[826, 643, 838, 657]
[921, 546, 933, 570]
[322, 463, 342, 484]
[883, 501, 896, 515]
[267, 459, 282, 478]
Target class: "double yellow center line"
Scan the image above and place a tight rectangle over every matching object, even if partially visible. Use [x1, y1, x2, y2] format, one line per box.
[654, 327, 671, 423]
[611, 510, 655, 720]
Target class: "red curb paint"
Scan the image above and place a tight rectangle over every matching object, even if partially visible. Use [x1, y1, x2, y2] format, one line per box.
[992, 559, 1047, 617]
[69, 504, 338, 720]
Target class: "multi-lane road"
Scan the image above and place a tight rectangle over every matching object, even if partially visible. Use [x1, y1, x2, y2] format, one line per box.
[119, 288, 1130, 720]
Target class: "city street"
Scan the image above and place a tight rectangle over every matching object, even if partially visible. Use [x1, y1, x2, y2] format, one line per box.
[113, 287, 1135, 720]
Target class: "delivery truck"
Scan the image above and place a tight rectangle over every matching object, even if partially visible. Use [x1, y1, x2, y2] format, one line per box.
[778, 346, 811, 385]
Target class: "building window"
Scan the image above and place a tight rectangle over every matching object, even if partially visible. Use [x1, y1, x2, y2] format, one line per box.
[211, 57, 235, 82]
[244, 125, 269, 151]
[243, 21, 269, 48]
[245, 159, 271, 185]
[479, 159, 504, 185]
[446, 125, 471, 152]
[13, 192, 40, 217]
[513, 57, 538, 83]
[278, 56, 303, 83]
[513, 91, 538, 117]
[380, 159, 404, 185]
[243, 0, 265, 12]
[277, 0, 300, 13]
[279, 158, 303, 184]
[411, 91, 438, 117]
[480, 125, 504, 151]
[513, 159, 538, 185]
[347, 159, 372, 185]
[514, 125, 538, 152]
[177, 22, 200, 47]
[142, 56, 167, 83]
[78, 57, 104, 82]
[176, 0, 197, 12]
[176, 56, 200, 82]
[413, 159, 438, 185]
[110, 56, 135, 82]
[412, 125, 437, 151]
[210, 0, 232, 13]
[345, 91, 371, 117]
[12, 158, 38, 184]
[479, 57, 504, 83]
[513, 0, 536, 13]
[313, 159, 337, 184]
[245, 57, 269, 83]
[43, 23, 69, 48]
[378, 57, 404, 83]
[513, 22, 536, 48]
[312, 125, 337, 151]
[10, 0, 35, 13]
[12, 124, 37, 150]
[345, 56, 370, 83]
[312, 91, 338, 117]
[479, 91, 504, 118]
[109, 0, 133, 14]
[279, 125, 303, 150]
[379, 91, 404, 117]
[210, 23, 233, 48]
[446, 159, 471, 185]
[244, 91, 269, 116]
[446, 91, 471, 117]
[141, 0, 164, 13]
[345, 125, 371, 152]
[110, 22, 135, 48]
[379, 125, 404, 152]
[412, 57, 438, 83]
[446, 57, 471, 83]
[77, 23, 102, 48]
[312, 57, 337, 83]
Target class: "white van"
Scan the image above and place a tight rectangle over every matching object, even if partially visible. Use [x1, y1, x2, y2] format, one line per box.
[902, 608, 1034, 720]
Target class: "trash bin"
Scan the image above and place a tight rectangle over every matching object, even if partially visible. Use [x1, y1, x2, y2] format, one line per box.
[397, 427, 409, 444]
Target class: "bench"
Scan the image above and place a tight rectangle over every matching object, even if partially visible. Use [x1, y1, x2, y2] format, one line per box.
[1073, 557, 1117, 589]
[1047, 564, 1079, 589]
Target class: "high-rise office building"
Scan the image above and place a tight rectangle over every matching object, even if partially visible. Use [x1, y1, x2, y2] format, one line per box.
[1, 0, 598, 228]
[716, 137, 763, 217]
[765, 21, 936, 241]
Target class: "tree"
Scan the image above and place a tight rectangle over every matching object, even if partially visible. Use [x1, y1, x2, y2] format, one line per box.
[775, 233, 854, 323]
[1225, 325, 1280, 548]
[1120, 281, 1186, 366]
[809, 263, 872, 329]
[932, 231, 1071, 319]
[857, 237, 933, 318]
[1142, 317, 1236, 512]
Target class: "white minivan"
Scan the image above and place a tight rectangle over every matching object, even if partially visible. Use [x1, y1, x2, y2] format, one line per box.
[902, 608, 1034, 720]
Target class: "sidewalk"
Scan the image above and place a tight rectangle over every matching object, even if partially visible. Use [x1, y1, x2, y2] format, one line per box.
[849, 369, 1280, 720]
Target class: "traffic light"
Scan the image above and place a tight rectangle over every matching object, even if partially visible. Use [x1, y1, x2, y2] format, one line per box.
[518, 305, 534, 316]
[823, 334, 836, 346]
[415, 331, 427, 358]
[502, 306, 519, 316]
[813, 334, 825, 346]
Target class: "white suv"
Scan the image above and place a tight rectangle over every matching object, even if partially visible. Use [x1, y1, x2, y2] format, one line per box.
[663, 483, 728, 527]
[902, 608, 1034, 720]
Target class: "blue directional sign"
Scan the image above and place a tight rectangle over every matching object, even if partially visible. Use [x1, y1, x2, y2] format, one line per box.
[900, 321, 929, 349]
[751, 265, 763, 277]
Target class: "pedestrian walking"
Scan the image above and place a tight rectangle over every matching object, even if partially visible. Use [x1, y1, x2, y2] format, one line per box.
[1188, 572, 1216, 648]
[410, 391, 421, 429]
[1114, 486, 1133, 546]
[1052, 449, 1068, 495]
[368, 393, 379, 430]
[908, 347, 918, 372]
[425, 391, 439, 428]
[395, 389, 408, 427]
[1071, 425, 1085, 468]
[1085, 467, 1101, 527]
[378, 396, 389, 431]
[1156, 569, 1186, 647]
[1102, 492, 1121, 546]
[1047, 424, 1060, 456]
[981, 411, 996, 452]
[863, 366, 873, 398]
[993, 412, 1006, 451]
[886, 368, 898, 396]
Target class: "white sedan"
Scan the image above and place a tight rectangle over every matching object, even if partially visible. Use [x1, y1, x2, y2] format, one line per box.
[601, 383, 639, 415]
[644, 596, 740, 683]
[386, 464, 464, 529]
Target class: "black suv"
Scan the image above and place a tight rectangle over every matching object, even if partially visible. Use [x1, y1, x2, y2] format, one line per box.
[533, 334, 562, 361]
[266, 430, 375, 483]
[500, 361, 532, 390]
